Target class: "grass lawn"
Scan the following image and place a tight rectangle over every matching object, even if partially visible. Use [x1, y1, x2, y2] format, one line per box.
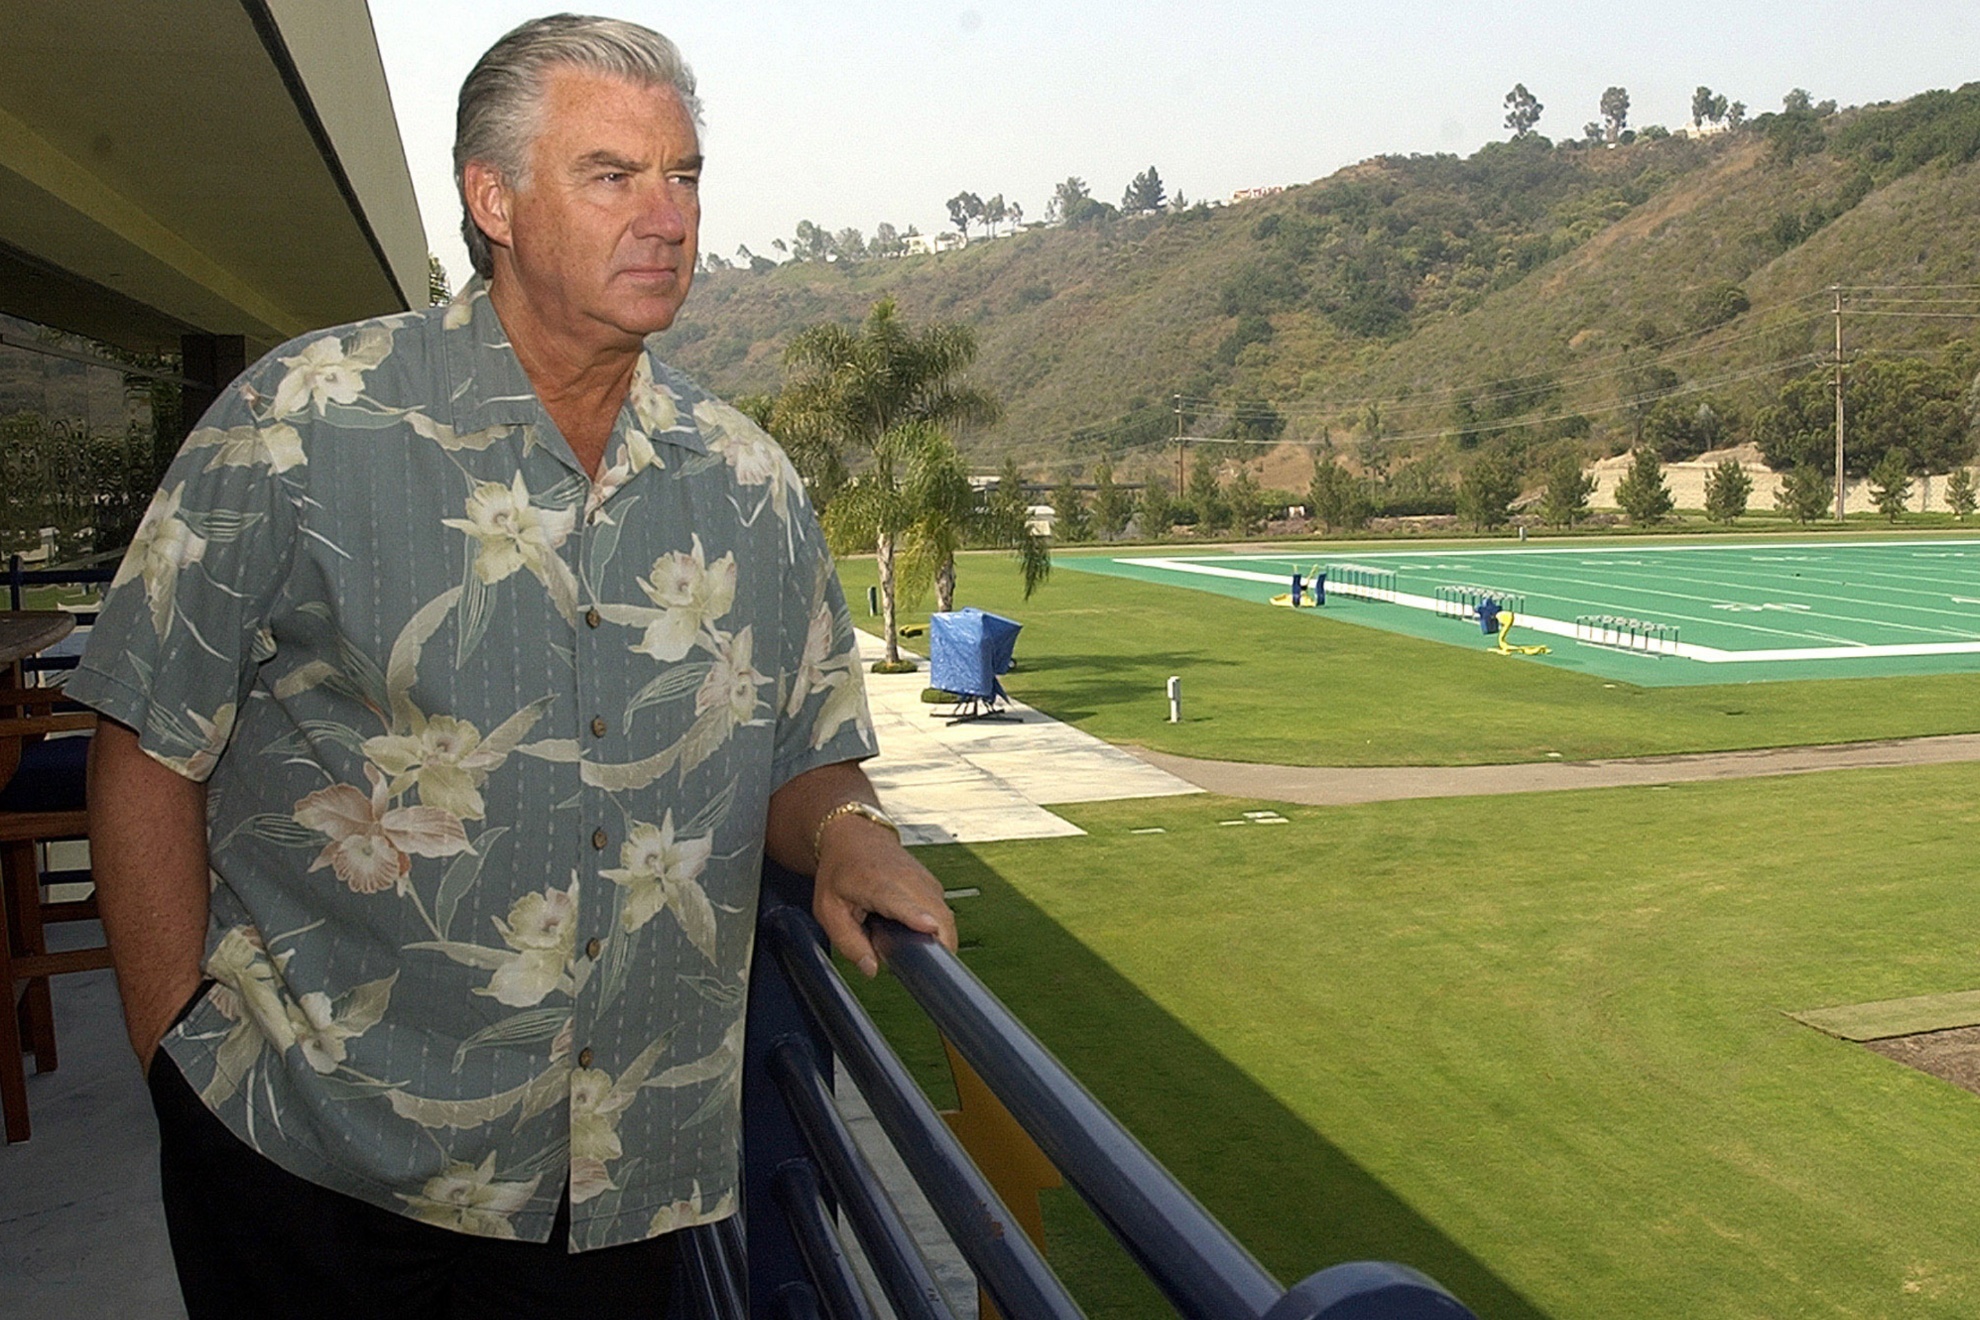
[856, 770, 1980, 1319]
[835, 550, 1980, 766]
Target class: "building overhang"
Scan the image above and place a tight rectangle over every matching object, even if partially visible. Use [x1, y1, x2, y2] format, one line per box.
[0, 0, 427, 356]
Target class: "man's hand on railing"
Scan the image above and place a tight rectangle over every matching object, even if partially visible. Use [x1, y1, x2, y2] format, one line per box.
[812, 820, 955, 978]
[765, 760, 957, 977]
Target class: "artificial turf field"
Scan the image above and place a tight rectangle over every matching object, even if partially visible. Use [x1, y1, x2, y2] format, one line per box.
[1063, 539, 1980, 686]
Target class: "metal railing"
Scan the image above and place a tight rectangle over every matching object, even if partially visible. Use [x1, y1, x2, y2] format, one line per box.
[738, 866, 1477, 1320]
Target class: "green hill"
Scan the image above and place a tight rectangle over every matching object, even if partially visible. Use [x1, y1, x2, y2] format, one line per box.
[657, 85, 1980, 491]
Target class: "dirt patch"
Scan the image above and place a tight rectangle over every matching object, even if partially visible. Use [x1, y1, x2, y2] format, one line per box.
[1866, 1026, 1980, 1097]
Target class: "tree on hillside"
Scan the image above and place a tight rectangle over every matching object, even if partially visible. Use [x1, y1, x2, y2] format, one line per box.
[1123, 166, 1167, 214]
[945, 191, 983, 240]
[1948, 467, 1977, 521]
[1188, 450, 1230, 532]
[1726, 101, 1747, 129]
[983, 194, 1008, 238]
[1691, 86, 1729, 129]
[1614, 448, 1675, 524]
[1227, 466, 1268, 536]
[1777, 464, 1831, 523]
[1090, 460, 1133, 539]
[1539, 452, 1595, 528]
[1686, 281, 1750, 332]
[1051, 473, 1092, 542]
[1230, 400, 1286, 447]
[1869, 448, 1914, 521]
[1643, 398, 1732, 462]
[1135, 474, 1176, 539]
[1007, 200, 1025, 229]
[1621, 346, 1682, 447]
[777, 299, 1002, 663]
[1309, 456, 1372, 532]
[1601, 87, 1631, 142]
[1457, 448, 1521, 529]
[790, 219, 830, 261]
[1703, 458, 1753, 524]
[1504, 83, 1543, 137]
[1784, 88, 1814, 114]
[1048, 177, 1090, 224]
[1755, 355, 1972, 478]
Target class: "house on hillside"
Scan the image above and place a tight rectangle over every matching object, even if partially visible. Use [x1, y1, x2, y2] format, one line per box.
[904, 231, 966, 256]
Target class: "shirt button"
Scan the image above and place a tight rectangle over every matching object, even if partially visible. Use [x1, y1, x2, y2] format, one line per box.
[585, 607, 602, 628]
[586, 937, 602, 959]
[590, 716, 609, 738]
[592, 827, 608, 850]
[578, 1047, 594, 1069]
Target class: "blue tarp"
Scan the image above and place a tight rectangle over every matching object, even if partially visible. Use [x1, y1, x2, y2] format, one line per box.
[929, 608, 1022, 701]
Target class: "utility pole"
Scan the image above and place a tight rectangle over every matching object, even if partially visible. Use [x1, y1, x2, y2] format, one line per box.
[1832, 286, 1846, 522]
[1174, 393, 1185, 494]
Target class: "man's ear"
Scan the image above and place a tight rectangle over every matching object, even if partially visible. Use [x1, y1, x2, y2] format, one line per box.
[462, 160, 515, 253]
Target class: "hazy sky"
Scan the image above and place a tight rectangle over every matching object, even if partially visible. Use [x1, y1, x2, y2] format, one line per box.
[369, 2, 1980, 289]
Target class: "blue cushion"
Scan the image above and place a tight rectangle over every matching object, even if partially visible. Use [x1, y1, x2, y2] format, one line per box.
[0, 735, 89, 814]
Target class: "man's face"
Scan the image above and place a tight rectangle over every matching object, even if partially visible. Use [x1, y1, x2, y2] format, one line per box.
[493, 67, 701, 349]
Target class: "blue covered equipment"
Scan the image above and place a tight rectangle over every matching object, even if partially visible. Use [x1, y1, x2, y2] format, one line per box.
[929, 608, 1022, 719]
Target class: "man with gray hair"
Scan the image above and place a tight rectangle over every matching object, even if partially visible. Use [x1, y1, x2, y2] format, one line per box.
[74, 14, 953, 1316]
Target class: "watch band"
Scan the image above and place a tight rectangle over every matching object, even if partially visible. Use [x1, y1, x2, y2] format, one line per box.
[812, 799, 901, 865]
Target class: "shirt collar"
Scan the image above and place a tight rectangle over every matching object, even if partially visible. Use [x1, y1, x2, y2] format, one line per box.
[439, 277, 709, 461]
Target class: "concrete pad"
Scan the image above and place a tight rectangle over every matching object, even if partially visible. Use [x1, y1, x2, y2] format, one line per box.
[853, 631, 1201, 844]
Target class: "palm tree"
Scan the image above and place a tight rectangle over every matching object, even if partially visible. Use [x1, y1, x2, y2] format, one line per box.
[820, 422, 952, 666]
[777, 298, 1004, 665]
[899, 452, 1048, 618]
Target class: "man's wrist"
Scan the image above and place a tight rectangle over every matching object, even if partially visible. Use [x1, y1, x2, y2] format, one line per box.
[811, 799, 900, 867]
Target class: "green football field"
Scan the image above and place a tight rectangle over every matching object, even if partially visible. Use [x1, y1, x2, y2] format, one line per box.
[1063, 538, 1980, 686]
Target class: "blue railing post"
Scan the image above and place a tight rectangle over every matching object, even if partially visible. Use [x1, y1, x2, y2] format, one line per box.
[1262, 1263, 1475, 1320]
[743, 861, 839, 1318]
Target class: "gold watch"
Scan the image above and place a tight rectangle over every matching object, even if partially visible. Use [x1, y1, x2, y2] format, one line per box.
[812, 799, 901, 864]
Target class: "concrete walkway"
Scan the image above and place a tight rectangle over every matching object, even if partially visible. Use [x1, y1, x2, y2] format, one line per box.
[855, 632, 1201, 843]
[1127, 732, 1980, 807]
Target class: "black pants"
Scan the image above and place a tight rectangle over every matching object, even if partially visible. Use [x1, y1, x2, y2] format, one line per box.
[146, 1053, 683, 1319]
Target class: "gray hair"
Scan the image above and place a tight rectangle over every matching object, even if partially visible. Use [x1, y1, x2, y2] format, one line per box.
[454, 14, 702, 278]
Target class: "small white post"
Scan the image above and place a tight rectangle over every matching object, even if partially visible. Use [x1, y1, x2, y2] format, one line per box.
[1166, 675, 1182, 724]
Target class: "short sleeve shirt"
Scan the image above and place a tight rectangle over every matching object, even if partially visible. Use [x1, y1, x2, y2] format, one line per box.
[66, 279, 877, 1251]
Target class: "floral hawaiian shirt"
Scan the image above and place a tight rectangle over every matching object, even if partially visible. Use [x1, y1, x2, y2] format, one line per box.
[67, 279, 876, 1251]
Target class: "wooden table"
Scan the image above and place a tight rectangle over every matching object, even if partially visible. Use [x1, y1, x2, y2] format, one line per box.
[0, 612, 75, 669]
